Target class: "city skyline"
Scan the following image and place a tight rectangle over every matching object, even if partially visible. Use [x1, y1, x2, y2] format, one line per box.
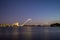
[0, 0, 60, 25]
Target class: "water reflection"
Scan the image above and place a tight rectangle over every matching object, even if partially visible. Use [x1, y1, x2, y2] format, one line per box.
[0, 27, 60, 40]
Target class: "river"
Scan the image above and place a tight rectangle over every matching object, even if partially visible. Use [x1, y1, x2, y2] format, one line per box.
[0, 27, 60, 40]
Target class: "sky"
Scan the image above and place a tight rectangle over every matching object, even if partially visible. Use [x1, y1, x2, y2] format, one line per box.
[0, 0, 60, 25]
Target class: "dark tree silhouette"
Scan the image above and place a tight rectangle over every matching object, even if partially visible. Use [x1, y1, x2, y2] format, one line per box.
[50, 23, 60, 27]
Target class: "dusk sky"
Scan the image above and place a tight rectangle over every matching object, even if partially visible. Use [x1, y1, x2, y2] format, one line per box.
[0, 0, 60, 25]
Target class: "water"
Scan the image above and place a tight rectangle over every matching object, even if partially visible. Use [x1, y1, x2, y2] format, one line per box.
[0, 27, 60, 40]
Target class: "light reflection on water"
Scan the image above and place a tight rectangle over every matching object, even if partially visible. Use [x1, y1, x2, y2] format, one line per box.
[0, 27, 60, 40]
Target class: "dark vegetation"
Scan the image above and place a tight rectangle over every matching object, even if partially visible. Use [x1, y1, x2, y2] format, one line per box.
[50, 23, 60, 27]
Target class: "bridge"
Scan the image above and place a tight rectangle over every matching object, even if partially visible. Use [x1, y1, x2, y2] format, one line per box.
[12, 18, 32, 27]
[20, 18, 31, 26]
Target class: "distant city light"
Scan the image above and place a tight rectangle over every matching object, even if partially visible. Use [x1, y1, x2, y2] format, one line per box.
[12, 22, 19, 26]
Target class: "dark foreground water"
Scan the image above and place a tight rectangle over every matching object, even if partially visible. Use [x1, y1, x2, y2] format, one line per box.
[0, 27, 60, 40]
